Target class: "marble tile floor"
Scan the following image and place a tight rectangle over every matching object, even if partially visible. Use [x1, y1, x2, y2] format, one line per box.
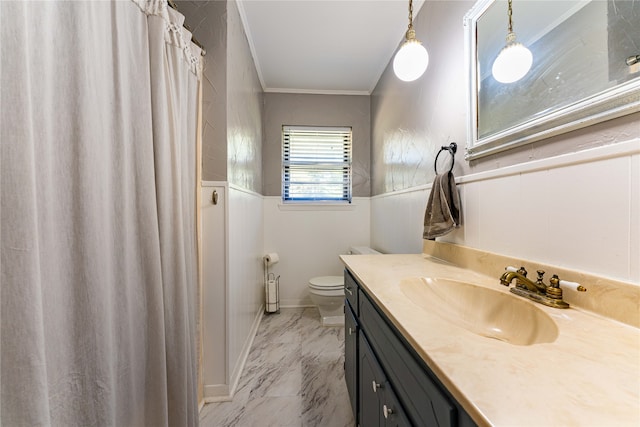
[199, 307, 355, 427]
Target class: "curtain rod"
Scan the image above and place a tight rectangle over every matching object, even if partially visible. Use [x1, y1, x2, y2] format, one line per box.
[167, 0, 207, 56]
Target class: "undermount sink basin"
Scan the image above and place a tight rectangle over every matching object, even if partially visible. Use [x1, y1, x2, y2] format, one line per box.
[399, 277, 558, 346]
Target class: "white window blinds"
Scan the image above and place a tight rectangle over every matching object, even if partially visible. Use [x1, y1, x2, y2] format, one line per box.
[282, 126, 352, 202]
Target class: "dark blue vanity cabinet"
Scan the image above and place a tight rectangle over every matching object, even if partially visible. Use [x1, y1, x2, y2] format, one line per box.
[344, 269, 476, 427]
[344, 268, 359, 419]
[345, 303, 358, 418]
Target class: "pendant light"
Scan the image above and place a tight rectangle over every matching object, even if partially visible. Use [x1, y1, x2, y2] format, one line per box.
[492, 0, 532, 84]
[393, 0, 429, 82]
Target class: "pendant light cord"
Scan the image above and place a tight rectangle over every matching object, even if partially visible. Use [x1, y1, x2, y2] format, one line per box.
[405, 0, 416, 40]
[504, 0, 516, 43]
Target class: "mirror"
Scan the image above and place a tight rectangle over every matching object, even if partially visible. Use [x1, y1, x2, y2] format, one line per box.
[464, 0, 640, 160]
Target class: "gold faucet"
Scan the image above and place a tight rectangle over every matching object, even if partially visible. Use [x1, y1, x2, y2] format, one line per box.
[500, 267, 545, 293]
[499, 266, 586, 309]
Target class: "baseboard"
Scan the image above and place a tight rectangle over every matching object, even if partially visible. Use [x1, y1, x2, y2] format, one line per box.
[203, 384, 231, 403]
[203, 306, 265, 403]
[279, 297, 315, 308]
[227, 304, 264, 398]
[280, 303, 316, 309]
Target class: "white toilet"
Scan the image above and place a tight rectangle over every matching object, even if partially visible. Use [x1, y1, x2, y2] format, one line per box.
[309, 246, 381, 326]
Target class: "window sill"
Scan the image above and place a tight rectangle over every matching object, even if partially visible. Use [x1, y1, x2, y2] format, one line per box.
[278, 202, 356, 211]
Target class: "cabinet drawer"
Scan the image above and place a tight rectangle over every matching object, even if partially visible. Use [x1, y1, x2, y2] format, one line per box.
[344, 269, 358, 314]
[360, 291, 456, 427]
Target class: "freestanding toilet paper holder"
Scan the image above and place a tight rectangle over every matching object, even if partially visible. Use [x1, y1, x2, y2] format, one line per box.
[265, 273, 280, 314]
[263, 253, 280, 314]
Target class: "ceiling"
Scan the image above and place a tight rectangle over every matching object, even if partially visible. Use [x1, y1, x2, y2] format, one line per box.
[237, 0, 425, 95]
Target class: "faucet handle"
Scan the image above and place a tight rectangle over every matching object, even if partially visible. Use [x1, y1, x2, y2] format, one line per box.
[536, 270, 545, 282]
[546, 274, 563, 299]
[552, 275, 588, 292]
[517, 266, 528, 277]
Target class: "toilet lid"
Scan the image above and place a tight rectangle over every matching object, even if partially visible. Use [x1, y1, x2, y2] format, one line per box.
[309, 276, 343, 289]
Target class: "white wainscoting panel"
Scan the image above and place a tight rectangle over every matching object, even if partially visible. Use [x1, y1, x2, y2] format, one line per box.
[631, 153, 640, 281]
[372, 140, 640, 284]
[201, 182, 229, 400]
[263, 197, 371, 306]
[202, 183, 264, 402]
[228, 185, 264, 389]
[371, 187, 432, 255]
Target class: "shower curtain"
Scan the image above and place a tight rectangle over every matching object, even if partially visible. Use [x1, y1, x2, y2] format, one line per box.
[1, 1, 201, 425]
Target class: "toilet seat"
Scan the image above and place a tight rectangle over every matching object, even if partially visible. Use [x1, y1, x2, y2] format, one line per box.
[309, 287, 344, 297]
[309, 276, 343, 290]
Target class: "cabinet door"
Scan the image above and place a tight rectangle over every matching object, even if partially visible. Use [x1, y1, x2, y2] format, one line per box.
[345, 303, 358, 421]
[359, 334, 385, 427]
[381, 381, 412, 427]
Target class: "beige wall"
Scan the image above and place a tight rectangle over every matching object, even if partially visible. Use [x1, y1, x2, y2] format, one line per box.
[226, 0, 263, 193]
[371, 0, 472, 195]
[177, 0, 228, 182]
[178, 0, 263, 193]
[262, 92, 371, 197]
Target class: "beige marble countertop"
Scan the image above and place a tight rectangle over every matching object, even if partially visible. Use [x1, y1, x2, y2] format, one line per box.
[340, 253, 640, 427]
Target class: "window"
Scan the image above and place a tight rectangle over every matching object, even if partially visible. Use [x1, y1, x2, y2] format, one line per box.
[282, 126, 352, 203]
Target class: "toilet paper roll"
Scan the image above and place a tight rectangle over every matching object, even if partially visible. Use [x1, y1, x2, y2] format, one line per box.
[267, 279, 277, 300]
[266, 279, 278, 313]
[264, 253, 279, 265]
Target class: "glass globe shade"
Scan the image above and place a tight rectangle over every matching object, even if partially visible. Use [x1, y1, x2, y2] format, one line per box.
[393, 40, 429, 82]
[491, 42, 533, 83]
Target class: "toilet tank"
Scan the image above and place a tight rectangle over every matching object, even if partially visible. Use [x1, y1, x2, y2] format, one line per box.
[349, 246, 382, 255]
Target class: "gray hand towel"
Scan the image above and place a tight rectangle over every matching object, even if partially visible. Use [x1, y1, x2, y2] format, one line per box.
[423, 172, 461, 240]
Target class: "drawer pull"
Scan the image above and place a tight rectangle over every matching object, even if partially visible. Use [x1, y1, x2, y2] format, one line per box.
[348, 327, 354, 335]
[345, 286, 353, 295]
[383, 404, 393, 419]
[372, 381, 382, 393]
